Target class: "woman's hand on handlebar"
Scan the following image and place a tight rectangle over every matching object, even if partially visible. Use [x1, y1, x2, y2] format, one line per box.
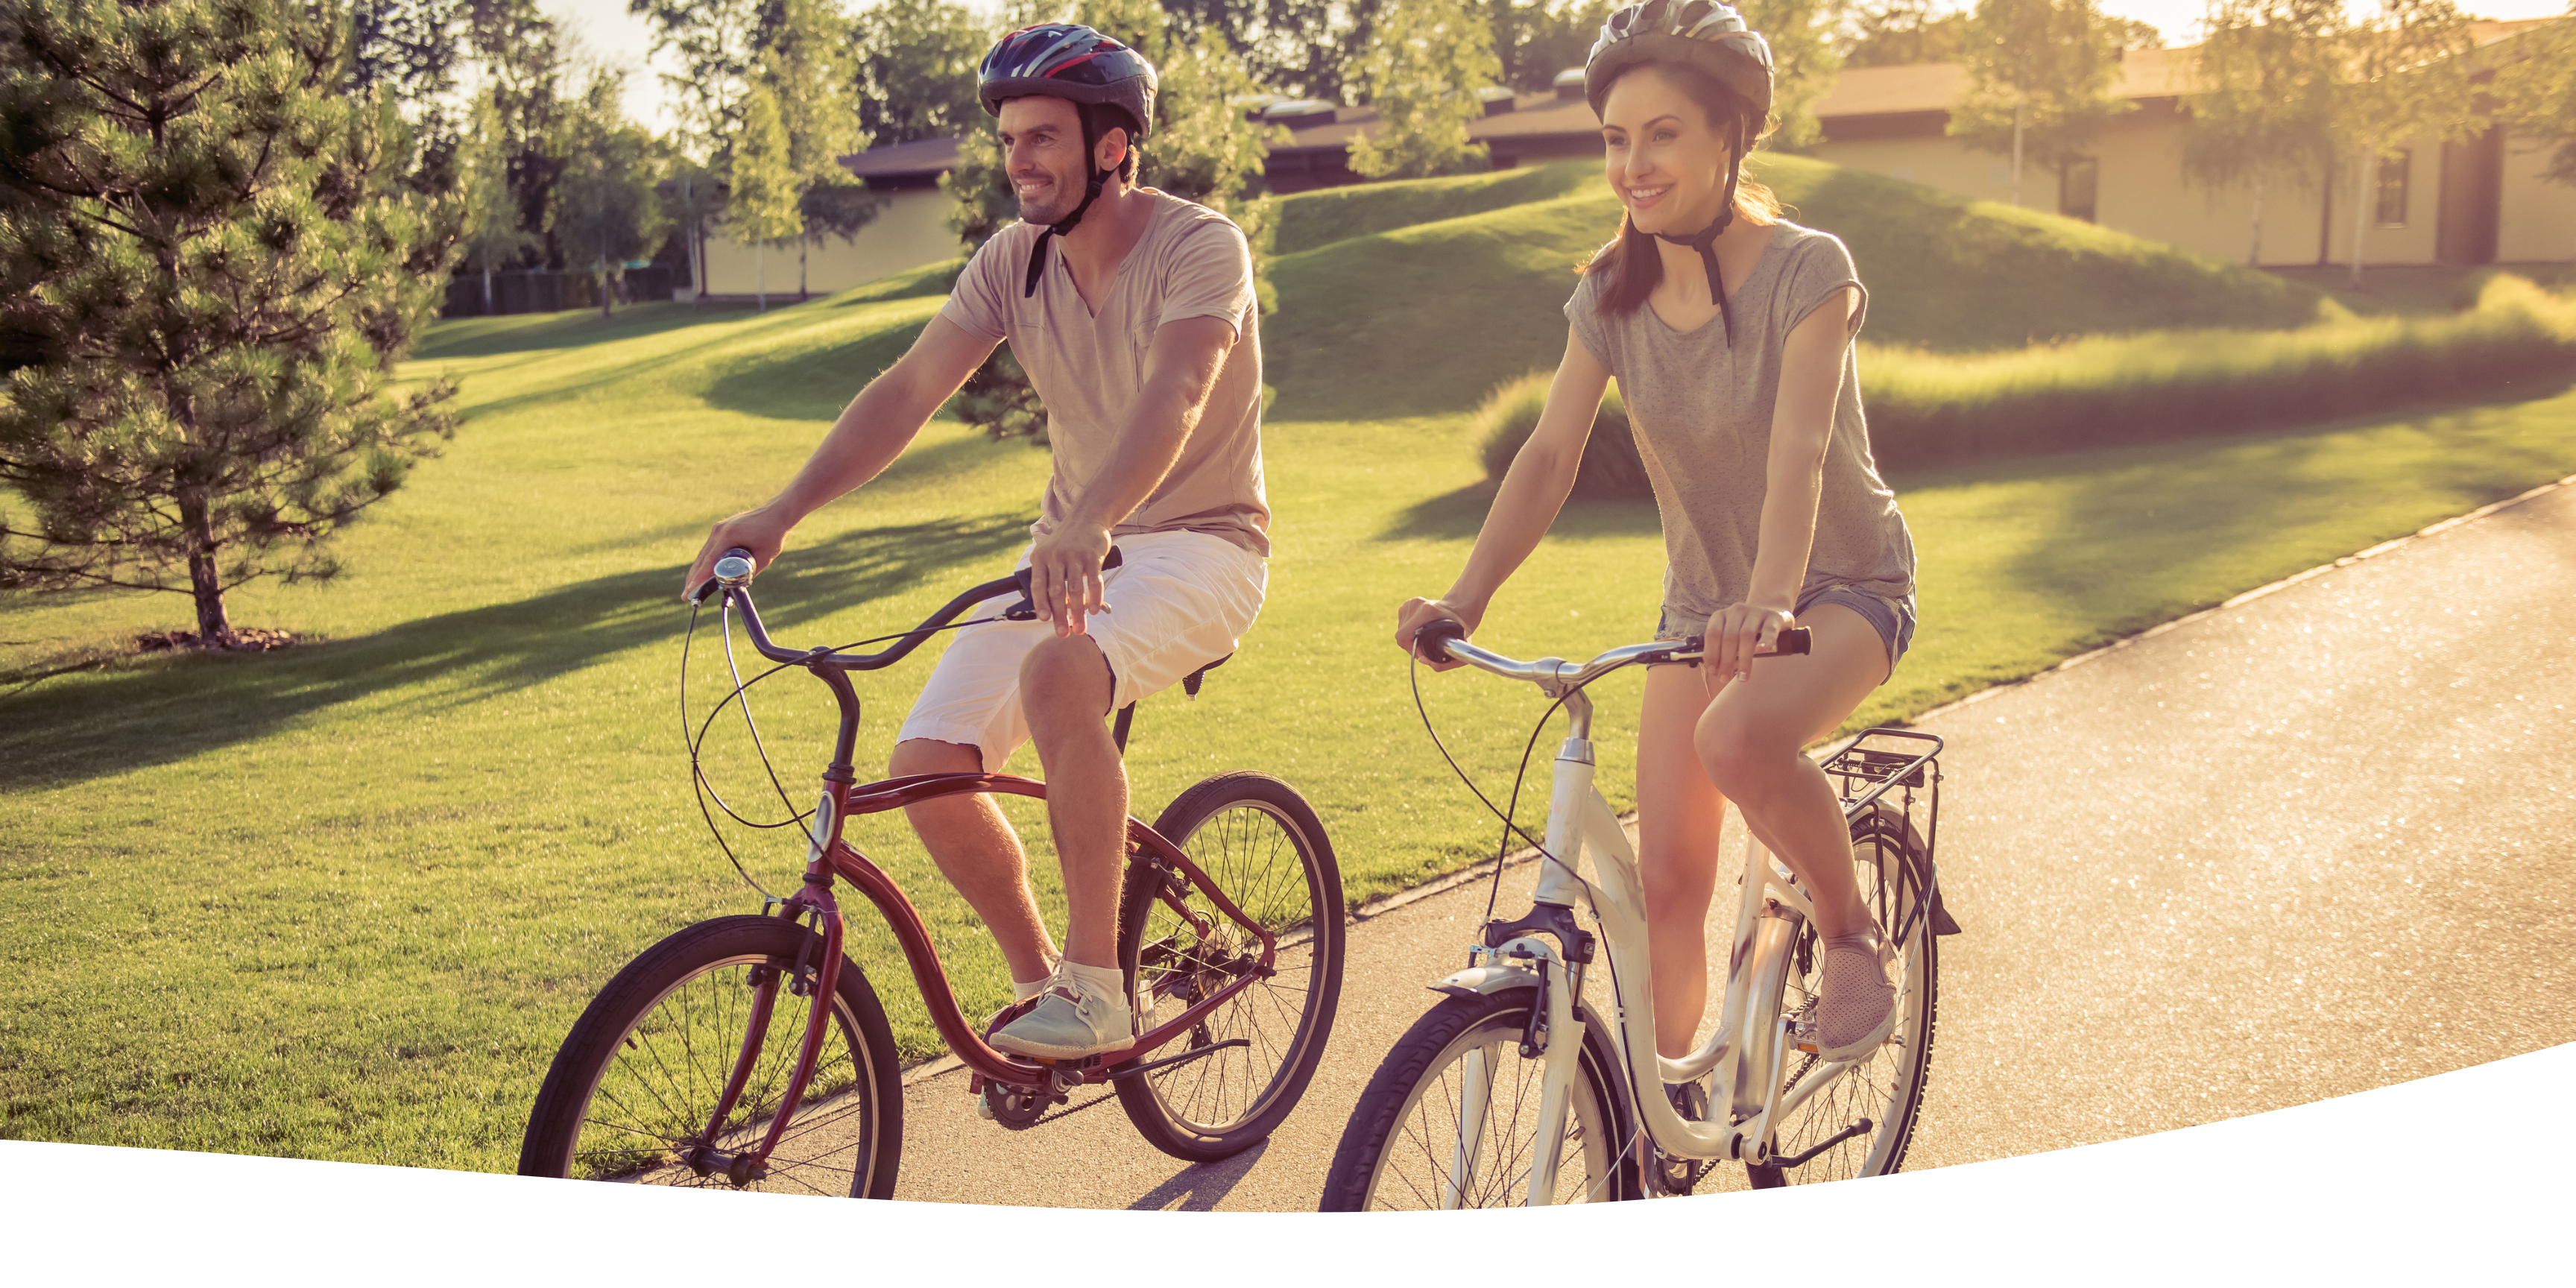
[1395, 597, 1481, 672]
[1702, 600, 1796, 687]
[684, 508, 794, 604]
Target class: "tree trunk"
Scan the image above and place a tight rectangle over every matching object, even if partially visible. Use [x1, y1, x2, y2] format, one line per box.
[757, 242, 766, 313]
[799, 239, 809, 303]
[178, 490, 229, 640]
[482, 265, 493, 316]
[2248, 171, 2267, 266]
[2350, 142, 2373, 287]
[2011, 101, 2025, 208]
[2317, 151, 2334, 267]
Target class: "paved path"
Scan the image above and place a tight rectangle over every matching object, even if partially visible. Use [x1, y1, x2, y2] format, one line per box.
[884, 479, 2576, 1208]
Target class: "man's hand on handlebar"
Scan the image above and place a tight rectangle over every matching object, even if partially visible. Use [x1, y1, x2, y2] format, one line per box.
[684, 508, 794, 604]
[1395, 597, 1480, 672]
[1025, 520, 1114, 637]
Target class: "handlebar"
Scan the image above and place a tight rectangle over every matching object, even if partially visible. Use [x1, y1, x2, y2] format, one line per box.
[692, 545, 1125, 672]
[1410, 618, 1811, 690]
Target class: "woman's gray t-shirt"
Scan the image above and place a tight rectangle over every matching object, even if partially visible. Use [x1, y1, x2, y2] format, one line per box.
[1562, 220, 1914, 622]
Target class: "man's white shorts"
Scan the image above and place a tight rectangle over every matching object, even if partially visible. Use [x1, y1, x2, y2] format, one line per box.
[897, 529, 1266, 772]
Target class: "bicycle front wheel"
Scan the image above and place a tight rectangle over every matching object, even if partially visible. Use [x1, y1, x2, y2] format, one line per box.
[1746, 801, 1939, 1187]
[1113, 771, 1345, 1163]
[1319, 988, 1641, 1210]
[517, 915, 903, 1198]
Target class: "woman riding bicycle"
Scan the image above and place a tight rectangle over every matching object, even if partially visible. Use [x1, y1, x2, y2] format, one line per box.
[1394, 0, 1919, 1081]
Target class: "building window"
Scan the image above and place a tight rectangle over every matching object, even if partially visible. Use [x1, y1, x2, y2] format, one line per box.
[2059, 156, 2099, 223]
[2374, 151, 2410, 227]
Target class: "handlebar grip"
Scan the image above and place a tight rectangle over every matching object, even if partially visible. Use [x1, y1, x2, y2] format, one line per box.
[689, 546, 759, 606]
[1412, 617, 1466, 665]
[1005, 545, 1125, 618]
[1677, 627, 1811, 658]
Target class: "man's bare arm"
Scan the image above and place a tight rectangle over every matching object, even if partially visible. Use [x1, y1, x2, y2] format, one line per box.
[682, 316, 999, 598]
[1023, 314, 1237, 631]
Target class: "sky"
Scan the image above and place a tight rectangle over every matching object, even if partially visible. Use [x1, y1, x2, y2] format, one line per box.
[546, 0, 2574, 138]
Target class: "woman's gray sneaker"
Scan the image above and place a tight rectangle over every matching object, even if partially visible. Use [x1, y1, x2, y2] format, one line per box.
[1813, 932, 1899, 1062]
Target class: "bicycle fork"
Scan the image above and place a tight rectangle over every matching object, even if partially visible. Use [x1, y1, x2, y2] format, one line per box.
[687, 786, 851, 1187]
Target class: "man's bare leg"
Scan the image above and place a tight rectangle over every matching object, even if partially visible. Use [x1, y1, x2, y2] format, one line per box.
[888, 738, 1058, 985]
[1017, 633, 1125, 970]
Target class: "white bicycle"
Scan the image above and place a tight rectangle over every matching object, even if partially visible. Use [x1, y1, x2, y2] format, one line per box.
[1319, 622, 1958, 1208]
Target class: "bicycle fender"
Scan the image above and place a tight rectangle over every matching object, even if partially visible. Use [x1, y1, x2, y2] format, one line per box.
[1429, 962, 1543, 1000]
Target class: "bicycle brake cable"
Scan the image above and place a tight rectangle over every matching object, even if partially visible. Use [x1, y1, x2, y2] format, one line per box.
[681, 596, 1013, 895]
[1407, 646, 1629, 929]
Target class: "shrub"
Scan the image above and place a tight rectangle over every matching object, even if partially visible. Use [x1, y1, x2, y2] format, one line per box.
[1474, 371, 1652, 499]
[1860, 274, 2576, 470]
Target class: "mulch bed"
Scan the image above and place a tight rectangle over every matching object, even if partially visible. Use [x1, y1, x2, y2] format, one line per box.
[134, 627, 301, 653]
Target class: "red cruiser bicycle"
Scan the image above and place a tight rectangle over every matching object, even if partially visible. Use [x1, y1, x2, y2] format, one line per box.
[516, 549, 1345, 1196]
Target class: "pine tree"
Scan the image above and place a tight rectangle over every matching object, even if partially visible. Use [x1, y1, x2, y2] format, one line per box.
[1348, 0, 1503, 180]
[458, 87, 538, 314]
[729, 75, 802, 312]
[0, 0, 461, 643]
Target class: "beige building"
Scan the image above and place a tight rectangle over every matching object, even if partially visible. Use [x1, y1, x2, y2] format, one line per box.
[694, 136, 965, 300]
[699, 18, 2572, 297]
[1806, 20, 2573, 268]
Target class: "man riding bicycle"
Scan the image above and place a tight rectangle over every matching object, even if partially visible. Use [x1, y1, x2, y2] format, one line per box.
[681, 24, 1269, 1064]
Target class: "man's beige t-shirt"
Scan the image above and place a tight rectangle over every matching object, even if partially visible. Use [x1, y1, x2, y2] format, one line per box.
[940, 190, 1269, 557]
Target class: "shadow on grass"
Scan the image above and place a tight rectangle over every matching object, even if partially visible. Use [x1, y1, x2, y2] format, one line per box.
[0, 513, 1031, 793]
[415, 301, 763, 362]
[1980, 401, 2576, 638]
[1378, 482, 1661, 543]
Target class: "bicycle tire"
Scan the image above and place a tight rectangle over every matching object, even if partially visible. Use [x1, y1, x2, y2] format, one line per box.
[1319, 987, 1641, 1210]
[1744, 801, 1939, 1187]
[517, 915, 904, 1199]
[1111, 771, 1345, 1163]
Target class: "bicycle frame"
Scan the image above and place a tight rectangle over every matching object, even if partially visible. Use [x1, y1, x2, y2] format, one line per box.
[681, 580, 1286, 1183]
[1421, 635, 1940, 1205]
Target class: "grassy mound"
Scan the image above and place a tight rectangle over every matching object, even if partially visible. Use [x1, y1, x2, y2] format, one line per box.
[1269, 160, 1597, 255]
[1266, 153, 2340, 418]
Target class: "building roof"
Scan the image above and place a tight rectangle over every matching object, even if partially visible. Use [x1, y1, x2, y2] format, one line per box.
[837, 134, 962, 181]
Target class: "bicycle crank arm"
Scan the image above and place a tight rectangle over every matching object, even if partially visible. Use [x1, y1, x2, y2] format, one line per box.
[1767, 1117, 1876, 1170]
[1105, 1037, 1251, 1081]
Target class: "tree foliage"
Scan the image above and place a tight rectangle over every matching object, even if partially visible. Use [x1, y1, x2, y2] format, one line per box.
[2486, 12, 2574, 189]
[629, 0, 768, 164]
[1841, 0, 1972, 68]
[1489, 0, 1614, 94]
[0, 0, 461, 640]
[1347, 0, 1502, 180]
[730, 72, 802, 309]
[2329, 0, 2478, 283]
[1948, 0, 2134, 203]
[1738, 0, 1846, 150]
[2182, 0, 2340, 265]
[853, 0, 990, 146]
[551, 66, 673, 318]
[456, 86, 538, 312]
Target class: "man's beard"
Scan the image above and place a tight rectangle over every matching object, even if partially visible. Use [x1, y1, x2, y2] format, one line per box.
[1014, 167, 1088, 226]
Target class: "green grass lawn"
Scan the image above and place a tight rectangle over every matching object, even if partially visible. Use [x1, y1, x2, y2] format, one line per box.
[5, 165, 2574, 1173]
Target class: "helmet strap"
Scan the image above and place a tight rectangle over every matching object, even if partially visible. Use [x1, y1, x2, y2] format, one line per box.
[1650, 119, 1745, 345]
[1021, 109, 1117, 298]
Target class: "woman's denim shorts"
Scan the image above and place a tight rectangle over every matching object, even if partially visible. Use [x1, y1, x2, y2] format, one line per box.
[1654, 585, 1916, 681]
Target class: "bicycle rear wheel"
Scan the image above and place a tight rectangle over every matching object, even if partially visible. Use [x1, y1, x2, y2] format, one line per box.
[518, 915, 903, 1198]
[1746, 801, 1939, 1187]
[1319, 988, 1641, 1209]
[1112, 771, 1345, 1163]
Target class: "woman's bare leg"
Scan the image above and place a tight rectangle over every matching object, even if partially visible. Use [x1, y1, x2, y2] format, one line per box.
[1637, 663, 1726, 1059]
[1693, 603, 1888, 940]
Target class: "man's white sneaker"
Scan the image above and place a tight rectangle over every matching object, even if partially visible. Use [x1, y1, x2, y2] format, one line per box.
[990, 970, 1137, 1059]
